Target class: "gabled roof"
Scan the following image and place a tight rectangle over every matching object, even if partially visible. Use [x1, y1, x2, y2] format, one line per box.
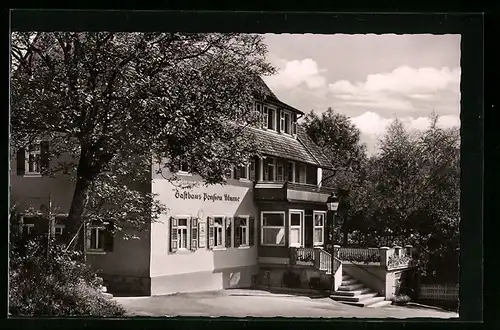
[255, 77, 304, 115]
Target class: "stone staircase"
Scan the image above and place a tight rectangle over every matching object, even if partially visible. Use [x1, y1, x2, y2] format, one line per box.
[330, 274, 391, 308]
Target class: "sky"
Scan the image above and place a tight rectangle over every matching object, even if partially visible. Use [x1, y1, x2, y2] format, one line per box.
[262, 34, 461, 156]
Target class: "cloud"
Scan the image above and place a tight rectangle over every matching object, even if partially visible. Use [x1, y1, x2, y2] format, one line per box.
[328, 66, 461, 116]
[263, 58, 327, 90]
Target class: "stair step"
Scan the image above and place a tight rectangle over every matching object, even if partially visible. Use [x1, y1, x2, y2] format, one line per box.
[333, 287, 372, 296]
[342, 275, 351, 281]
[367, 299, 393, 308]
[330, 292, 378, 302]
[338, 283, 365, 291]
[341, 279, 358, 286]
[343, 296, 386, 307]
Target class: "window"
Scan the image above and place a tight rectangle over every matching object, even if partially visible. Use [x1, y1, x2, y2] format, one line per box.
[296, 163, 306, 183]
[266, 107, 276, 130]
[261, 212, 285, 246]
[170, 216, 191, 252]
[234, 165, 249, 180]
[313, 211, 326, 246]
[178, 161, 190, 174]
[289, 211, 303, 247]
[249, 159, 256, 181]
[55, 225, 64, 235]
[262, 106, 269, 128]
[17, 141, 49, 176]
[306, 164, 318, 185]
[288, 161, 295, 182]
[88, 226, 105, 251]
[264, 157, 275, 181]
[235, 216, 249, 247]
[214, 217, 225, 248]
[23, 223, 35, 235]
[276, 160, 284, 182]
[280, 110, 292, 134]
[26, 143, 41, 174]
[177, 218, 189, 249]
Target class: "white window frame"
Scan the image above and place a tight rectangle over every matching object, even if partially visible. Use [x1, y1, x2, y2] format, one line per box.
[237, 164, 250, 181]
[262, 106, 269, 129]
[213, 215, 226, 249]
[23, 223, 35, 235]
[266, 106, 276, 131]
[25, 141, 41, 175]
[177, 161, 191, 176]
[55, 224, 65, 235]
[174, 216, 191, 250]
[280, 109, 293, 135]
[87, 226, 105, 252]
[235, 215, 250, 248]
[289, 209, 304, 248]
[313, 211, 326, 246]
[261, 211, 286, 247]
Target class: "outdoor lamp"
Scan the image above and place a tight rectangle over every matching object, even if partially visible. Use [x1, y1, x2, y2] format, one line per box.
[326, 192, 339, 211]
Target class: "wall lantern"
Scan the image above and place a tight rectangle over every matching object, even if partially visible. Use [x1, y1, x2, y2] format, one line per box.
[326, 192, 340, 212]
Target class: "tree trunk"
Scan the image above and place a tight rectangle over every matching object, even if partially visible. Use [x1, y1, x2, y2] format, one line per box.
[65, 150, 96, 258]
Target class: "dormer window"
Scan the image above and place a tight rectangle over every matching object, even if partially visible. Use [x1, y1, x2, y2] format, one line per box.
[266, 106, 276, 130]
[280, 110, 293, 135]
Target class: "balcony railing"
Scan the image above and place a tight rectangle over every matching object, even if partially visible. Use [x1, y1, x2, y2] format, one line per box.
[289, 247, 341, 276]
[339, 246, 416, 270]
[254, 181, 335, 203]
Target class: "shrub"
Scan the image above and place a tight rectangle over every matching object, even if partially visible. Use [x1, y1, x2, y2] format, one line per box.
[390, 294, 411, 305]
[9, 235, 125, 317]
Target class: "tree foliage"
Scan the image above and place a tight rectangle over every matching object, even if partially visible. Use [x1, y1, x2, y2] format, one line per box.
[305, 108, 459, 282]
[348, 113, 460, 282]
[11, 32, 274, 244]
[301, 107, 368, 244]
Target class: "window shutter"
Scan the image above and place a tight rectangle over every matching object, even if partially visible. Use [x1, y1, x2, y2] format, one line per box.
[186, 217, 192, 250]
[104, 221, 114, 252]
[249, 216, 255, 246]
[170, 217, 178, 252]
[292, 114, 297, 135]
[17, 148, 25, 176]
[40, 141, 50, 174]
[225, 217, 232, 248]
[191, 218, 198, 251]
[234, 217, 241, 247]
[208, 216, 215, 249]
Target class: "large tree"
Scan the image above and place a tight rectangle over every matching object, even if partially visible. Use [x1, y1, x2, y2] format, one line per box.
[301, 108, 368, 244]
[11, 32, 274, 247]
[348, 114, 460, 281]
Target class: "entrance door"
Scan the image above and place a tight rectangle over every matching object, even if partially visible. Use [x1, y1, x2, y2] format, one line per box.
[289, 210, 304, 247]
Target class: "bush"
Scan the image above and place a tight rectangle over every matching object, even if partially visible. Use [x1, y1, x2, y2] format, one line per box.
[9, 235, 125, 317]
[390, 294, 411, 305]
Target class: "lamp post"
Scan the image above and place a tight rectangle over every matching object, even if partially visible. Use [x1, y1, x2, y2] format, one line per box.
[326, 192, 340, 293]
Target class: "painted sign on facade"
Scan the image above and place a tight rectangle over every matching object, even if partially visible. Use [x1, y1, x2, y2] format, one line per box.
[174, 191, 241, 202]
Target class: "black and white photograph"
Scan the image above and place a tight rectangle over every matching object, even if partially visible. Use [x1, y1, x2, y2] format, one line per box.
[8, 12, 472, 319]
